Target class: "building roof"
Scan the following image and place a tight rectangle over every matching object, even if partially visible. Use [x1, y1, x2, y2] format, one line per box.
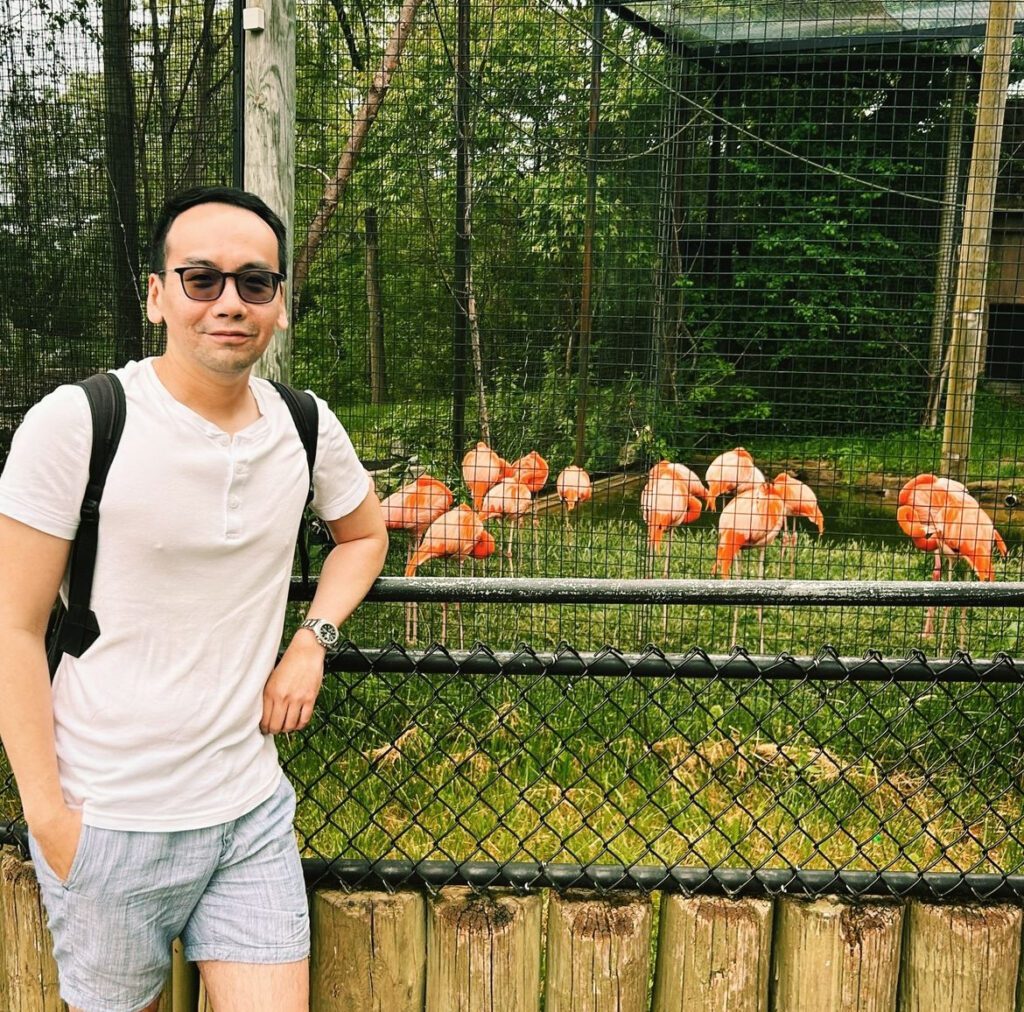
[611, 1, 1024, 51]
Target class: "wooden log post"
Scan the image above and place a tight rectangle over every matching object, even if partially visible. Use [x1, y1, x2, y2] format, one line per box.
[544, 890, 651, 1012]
[899, 901, 1022, 1012]
[156, 939, 199, 1012]
[310, 889, 425, 1011]
[771, 897, 904, 1011]
[651, 896, 773, 1012]
[243, 0, 295, 383]
[426, 887, 542, 1012]
[0, 847, 63, 1012]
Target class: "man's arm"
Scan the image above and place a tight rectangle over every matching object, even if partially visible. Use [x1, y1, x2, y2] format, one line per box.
[260, 486, 388, 735]
[0, 514, 82, 879]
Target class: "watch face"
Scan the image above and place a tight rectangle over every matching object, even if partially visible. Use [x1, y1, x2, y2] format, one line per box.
[318, 622, 340, 647]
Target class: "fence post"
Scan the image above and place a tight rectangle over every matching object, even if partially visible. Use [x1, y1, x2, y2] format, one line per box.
[310, 889, 425, 1011]
[899, 901, 1022, 1012]
[0, 846, 63, 1011]
[771, 896, 903, 1011]
[426, 886, 542, 1012]
[543, 890, 651, 1012]
[651, 895, 773, 1011]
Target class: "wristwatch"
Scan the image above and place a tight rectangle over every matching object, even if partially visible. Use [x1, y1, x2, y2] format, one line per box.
[299, 617, 340, 650]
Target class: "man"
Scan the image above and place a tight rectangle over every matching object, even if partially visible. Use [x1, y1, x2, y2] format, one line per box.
[0, 186, 389, 1012]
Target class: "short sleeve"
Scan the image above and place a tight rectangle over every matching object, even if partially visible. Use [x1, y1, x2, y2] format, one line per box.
[309, 394, 373, 521]
[0, 385, 92, 539]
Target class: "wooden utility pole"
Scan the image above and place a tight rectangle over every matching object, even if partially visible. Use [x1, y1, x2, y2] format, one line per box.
[924, 42, 971, 430]
[243, 0, 296, 383]
[940, 1, 1016, 479]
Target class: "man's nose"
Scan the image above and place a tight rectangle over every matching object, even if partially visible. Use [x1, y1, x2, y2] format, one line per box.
[213, 276, 247, 313]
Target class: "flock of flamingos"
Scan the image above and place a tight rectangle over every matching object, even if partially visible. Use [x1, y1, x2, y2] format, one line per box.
[379, 442, 1009, 646]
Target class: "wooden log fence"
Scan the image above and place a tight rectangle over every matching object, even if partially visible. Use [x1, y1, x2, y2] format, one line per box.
[5, 845, 1024, 1010]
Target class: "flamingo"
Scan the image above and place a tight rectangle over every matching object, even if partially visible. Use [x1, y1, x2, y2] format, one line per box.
[704, 447, 766, 512]
[511, 450, 549, 563]
[380, 475, 454, 641]
[461, 442, 513, 511]
[511, 450, 549, 494]
[479, 478, 533, 574]
[556, 465, 593, 536]
[649, 460, 710, 507]
[711, 481, 786, 653]
[640, 474, 703, 636]
[556, 465, 592, 522]
[772, 472, 825, 577]
[406, 504, 496, 647]
[897, 473, 1007, 648]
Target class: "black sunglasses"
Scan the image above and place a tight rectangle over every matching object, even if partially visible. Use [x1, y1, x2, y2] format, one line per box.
[162, 266, 284, 305]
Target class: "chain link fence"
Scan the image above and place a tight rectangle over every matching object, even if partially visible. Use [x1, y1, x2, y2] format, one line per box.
[3, 1, 1024, 900]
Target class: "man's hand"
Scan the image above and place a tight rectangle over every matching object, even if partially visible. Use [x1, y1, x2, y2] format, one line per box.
[260, 633, 325, 735]
[30, 805, 83, 883]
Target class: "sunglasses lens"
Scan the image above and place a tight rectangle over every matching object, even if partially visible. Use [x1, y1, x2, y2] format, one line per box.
[180, 268, 223, 300]
[237, 270, 278, 304]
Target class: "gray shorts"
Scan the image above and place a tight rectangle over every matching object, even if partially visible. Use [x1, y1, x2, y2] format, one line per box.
[29, 774, 310, 1012]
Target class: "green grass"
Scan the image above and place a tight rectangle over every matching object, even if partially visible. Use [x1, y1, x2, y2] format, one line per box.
[743, 387, 1024, 488]
[336, 511, 1024, 659]
[283, 661, 1024, 878]
[275, 508, 1024, 880]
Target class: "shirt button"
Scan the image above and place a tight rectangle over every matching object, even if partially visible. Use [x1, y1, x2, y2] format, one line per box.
[229, 497, 240, 510]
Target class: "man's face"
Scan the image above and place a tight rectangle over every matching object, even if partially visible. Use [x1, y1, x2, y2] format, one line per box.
[146, 202, 287, 377]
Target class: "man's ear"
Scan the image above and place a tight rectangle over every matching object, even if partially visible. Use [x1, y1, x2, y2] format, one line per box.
[146, 273, 164, 325]
[276, 284, 289, 331]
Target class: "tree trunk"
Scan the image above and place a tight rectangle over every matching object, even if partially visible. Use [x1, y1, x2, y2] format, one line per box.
[291, 0, 425, 318]
[103, 0, 143, 367]
[364, 206, 388, 404]
[463, 162, 490, 444]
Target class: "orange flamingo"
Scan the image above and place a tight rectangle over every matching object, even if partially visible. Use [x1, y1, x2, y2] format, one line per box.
[705, 447, 766, 512]
[380, 475, 454, 641]
[556, 465, 592, 518]
[511, 450, 549, 563]
[772, 472, 825, 577]
[406, 504, 496, 647]
[649, 460, 710, 507]
[461, 442, 513, 511]
[641, 475, 703, 635]
[511, 450, 549, 494]
[712, 482, 786, 652]
[479, 478, 533, 574]
[897, 473, 1007, 646]
[641, 476, 702, 572]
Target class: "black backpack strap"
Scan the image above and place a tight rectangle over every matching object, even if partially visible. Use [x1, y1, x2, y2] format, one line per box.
[47, 372, 126, 675]
[270, 381, 320, 598]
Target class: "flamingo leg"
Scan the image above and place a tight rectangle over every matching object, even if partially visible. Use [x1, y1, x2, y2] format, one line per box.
[923, 548, 942, 638]
[532, 504, 539, 570]
[457, 558, 465, 651]
[663, 529, 672, 638]
[731, 554, 741, 647]
[506, 519, 516, 578]
[789, 519, 797, 580]
[406, 540, 418, 644]
[758, 546, 766, 655]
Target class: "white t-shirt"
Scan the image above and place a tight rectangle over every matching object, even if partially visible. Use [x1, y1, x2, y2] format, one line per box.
[0, 358, 371, 831]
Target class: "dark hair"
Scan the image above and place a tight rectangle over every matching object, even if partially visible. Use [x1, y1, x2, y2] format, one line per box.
[150, 186, 288, 277]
